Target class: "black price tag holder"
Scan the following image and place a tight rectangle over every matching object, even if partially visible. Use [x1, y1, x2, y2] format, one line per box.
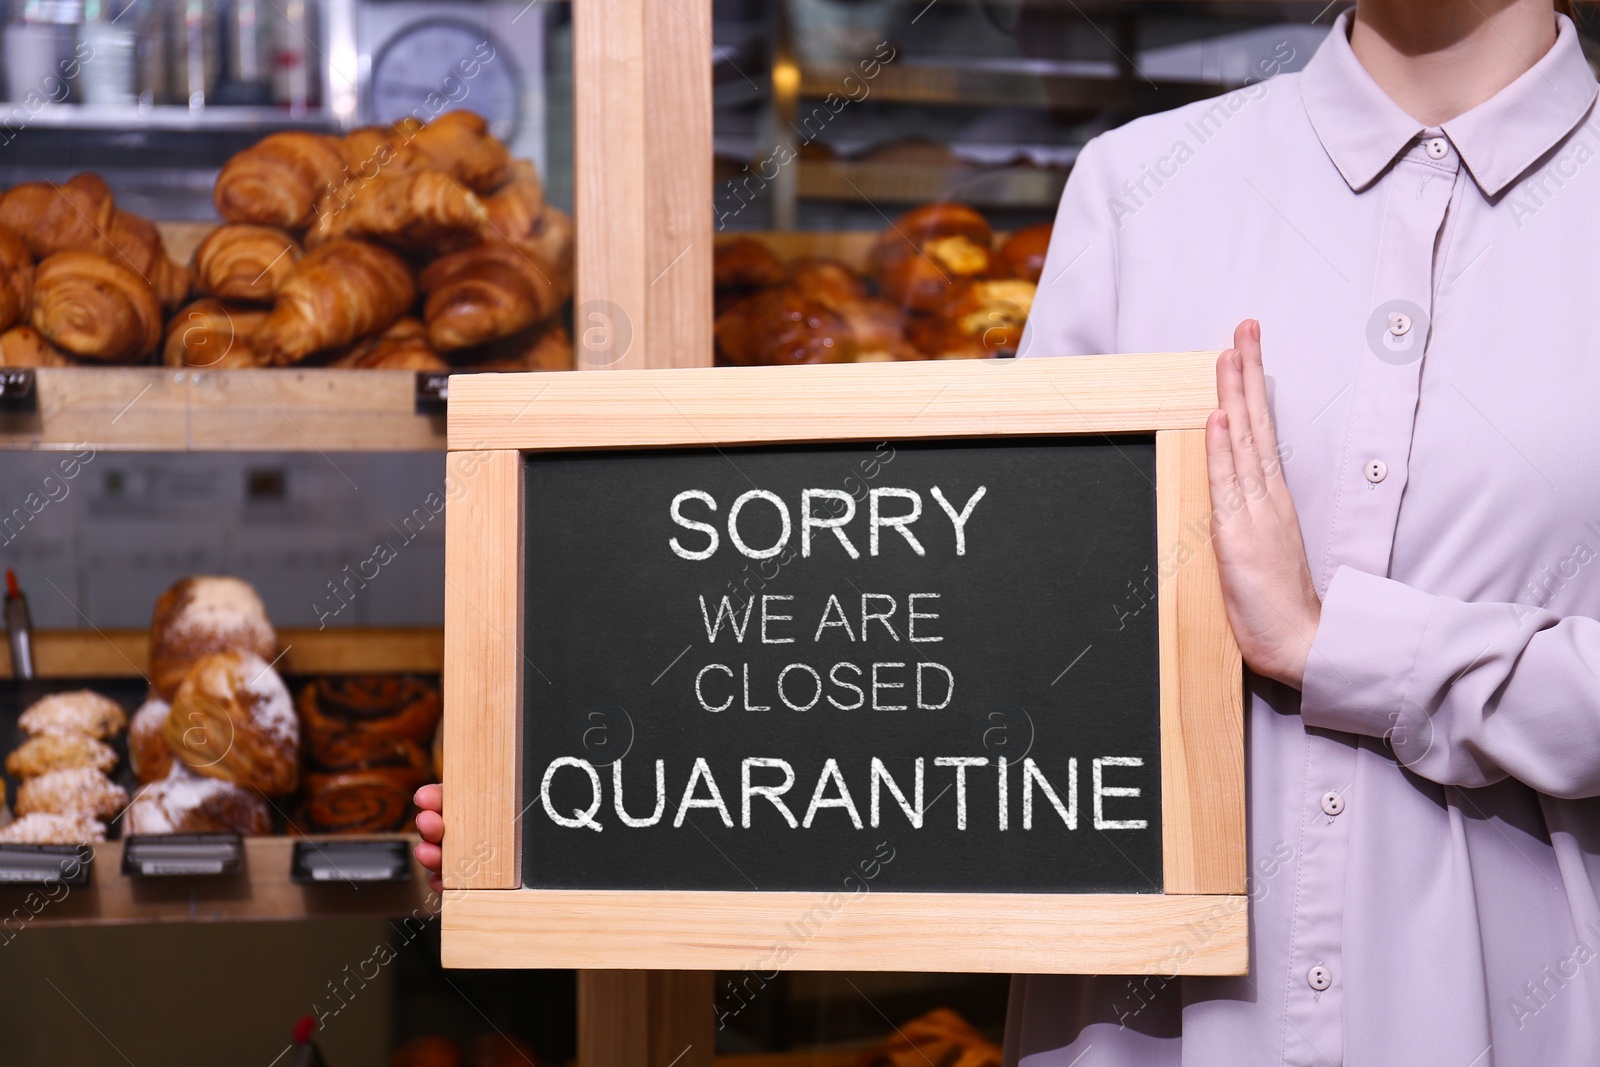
[416, 371, 450, 414]
[0, 368, 36, 412]
[121, 833, 243, 877]
[291, 839, 412, 884]
[0, 842, 93, 886]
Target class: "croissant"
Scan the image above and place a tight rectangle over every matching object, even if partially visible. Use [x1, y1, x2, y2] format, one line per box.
[102, 211, 192, 310]
[999, 222, 1052, 285]
[479, 159, 544, 239]
[164, 298, 272, 368]
[307, 168, 487, 252]
[0, 224, 32, 331]
[0, 327, 68, 367]
[165, 650, 298, 795]
[330, 317, 448, 370]
[453, 319, 573, 371]
[420, 240, 568, 351]
[256, 239, 416, 364]
[399, 110, 509, 192]
[31, 251, 163, 362]
[193, 224, 301, 303]
[339, 118, 424, 172]
[525, 205, 573, 273]
[214, 131, 347, 230]
[0, 173, 116, 258]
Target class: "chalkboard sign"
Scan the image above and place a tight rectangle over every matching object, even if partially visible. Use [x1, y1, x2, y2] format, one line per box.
[442, 356, 1245, 974]
[523, 439, 1160, 893]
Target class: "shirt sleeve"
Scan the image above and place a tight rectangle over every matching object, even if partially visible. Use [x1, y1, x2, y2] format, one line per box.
[1018, 135, 1119, 359]
[1301, 564, 1600, 798]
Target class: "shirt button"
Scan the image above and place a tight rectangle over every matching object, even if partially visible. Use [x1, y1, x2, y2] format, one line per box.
[1321, 790, 1345, 816]
[1424, 137, 1449, 159]
[1308, 965, 1333, 991]
[1365, 459, 1387, 484]
[1388, 311, 1412, 336]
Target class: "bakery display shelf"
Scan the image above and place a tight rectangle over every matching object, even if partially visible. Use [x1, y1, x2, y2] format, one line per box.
[796, 57, 1221, 110]
[0, 832, 432, 927]
[797, 160, 1068, 208]
[14, 104, 339, 134]
[0, 628, 444, 679]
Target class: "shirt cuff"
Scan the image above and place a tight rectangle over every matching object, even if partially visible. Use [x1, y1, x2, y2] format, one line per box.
[1299, 565, 1438, 738]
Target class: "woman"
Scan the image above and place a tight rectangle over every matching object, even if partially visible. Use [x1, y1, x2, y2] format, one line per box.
[419, 1, 1600, 1061]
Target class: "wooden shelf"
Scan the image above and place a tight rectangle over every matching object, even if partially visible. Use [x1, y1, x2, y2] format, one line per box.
[0, 834, 432, 927]
[0, 628, 444, 678]
[797, 160, 1067, 208]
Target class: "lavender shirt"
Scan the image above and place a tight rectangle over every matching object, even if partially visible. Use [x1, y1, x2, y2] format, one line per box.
[1008, 12, 1600, 1066]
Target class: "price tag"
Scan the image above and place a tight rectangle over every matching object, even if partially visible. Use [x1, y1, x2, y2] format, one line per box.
[0, 843, 93, 885]
[0, 368, 37, 412]
[121, 834, 243, 877]
[415, 371, 450, 413]
[291, 839, 412, 884]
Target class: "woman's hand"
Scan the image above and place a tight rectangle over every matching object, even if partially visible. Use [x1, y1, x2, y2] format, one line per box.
[1205, 319, 1322, 689]
[413, 783, 443, 893]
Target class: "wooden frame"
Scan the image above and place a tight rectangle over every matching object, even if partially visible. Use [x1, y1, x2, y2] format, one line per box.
[441, 355, 1245, 975]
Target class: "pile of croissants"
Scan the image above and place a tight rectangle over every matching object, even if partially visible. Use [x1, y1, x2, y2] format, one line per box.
[713, 203, 1050, 365]
[0, 109, 573, 372]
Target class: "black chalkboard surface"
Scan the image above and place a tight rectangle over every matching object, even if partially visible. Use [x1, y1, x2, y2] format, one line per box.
[521, 437, 1160, 894]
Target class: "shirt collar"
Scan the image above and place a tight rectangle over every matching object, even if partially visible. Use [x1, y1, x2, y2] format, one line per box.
[1301, 9, 1598, 196]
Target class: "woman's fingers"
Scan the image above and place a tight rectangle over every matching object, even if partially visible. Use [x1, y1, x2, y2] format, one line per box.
[416, 807, 444, 845]
[1205, 407, 1244, 529]
[1216, 347, 1266, 508]
[414, 840, 442, 886]
[414, 782, 442, 815]
[1235, 320, 1282, 482]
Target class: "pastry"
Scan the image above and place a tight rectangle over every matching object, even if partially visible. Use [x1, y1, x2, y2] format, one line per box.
[214, 131, 347, 230]
[129, 696, 174, 783]
[998, 222, 1052, 284]
[786, 256, 868, 308]
[857, 1008, 1001, 1067]
[308, 169, 487, 252]
[192, 224, 302, 303]
[14, 766, 129, 820]
[5, 732, 118, 779]
[480, 158, 545, 240]
[0, 224, 33, 332]
[18, 690, 128, 739]
[256, 239, 416, 364]
[105, 211, 192, 310]
[420, 240, 568, 351]
[297, 768, 425, 834]
[338, 118, 425, 172]
[298, 676, 442, 757]
[452, 319, 573, 372]
[523, 204, 573, 274]
[0, 811, 106, 844]
[330, 317, 449, 370]
[868, 202, 995, 312]
[164, 299, 272, 369]
[399, 110, 510, 193]
[148, 576, 277, 700]
[390, 1036, 463, 1067]
[123, 763, 270, 835]
[31, 251, 164, 363]
[907, 278, 1036, 360]
[166, 650, 299, 794]
[0, 326, 69, 367]
[714, 287, 855, 365]
[714, 237, 786, 293]
[0, 173, 117, 258]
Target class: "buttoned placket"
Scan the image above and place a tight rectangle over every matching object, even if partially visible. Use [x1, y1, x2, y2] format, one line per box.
[1280, 133, 1463, 1067]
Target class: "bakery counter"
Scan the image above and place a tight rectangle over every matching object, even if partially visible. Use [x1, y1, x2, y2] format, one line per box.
[0, 832, 433, 928]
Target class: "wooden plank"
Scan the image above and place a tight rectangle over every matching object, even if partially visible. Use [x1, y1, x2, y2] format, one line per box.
[442, 889, 1247, 974]
[0, 368, 187, 451]
[447, 353, 1216, 451]
[0, 628, 444, 678]
[644, 0, 713, 370]
[0, 834, 431, 928]
[579, 972, 714, 1067]
[442, 450, 522, 889]
[1157, 429, 1245, 894]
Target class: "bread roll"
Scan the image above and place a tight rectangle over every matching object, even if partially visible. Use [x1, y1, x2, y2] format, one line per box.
[714, 288, 855, 366]
[998, 222, 1052, 284]
[0, 326, 69, 367]
[14, 767, 128, 819]
[257, 239, 416, 364]
[907, 278, 1036, 360]
[193, 224, 301, 303]
[18, 690, 128, 739]
[214, 131, 347, 230]
[124, 763, 270, 835]
[165, 650, 298, 795]
[0, 812, 105, 845]
[420, 240, 568, 351]
[164, 299, 272, 369]
[0, 224, 33, 331]
[129, 696, 174, 783]
[714, 237, 786, 293]
[5, 733, 118, 779]
[148, 576, 277, 700]
[31, 251, 163, 363]
[868, 202, 995, 312]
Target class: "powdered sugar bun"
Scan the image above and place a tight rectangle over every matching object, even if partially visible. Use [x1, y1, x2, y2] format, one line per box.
[166, 650, 299, 795]
[128, 695, 174, 783]
[148, 576, 277, 700]
[124, 763, 269, 836]
[14, 766, 129, 820]
[18, 690, 128, 739]
[5, 732, 118, 778]
[0, 811, 106, 844]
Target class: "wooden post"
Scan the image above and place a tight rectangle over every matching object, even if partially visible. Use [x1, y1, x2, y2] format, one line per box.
[573, 0, 714, 1060]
